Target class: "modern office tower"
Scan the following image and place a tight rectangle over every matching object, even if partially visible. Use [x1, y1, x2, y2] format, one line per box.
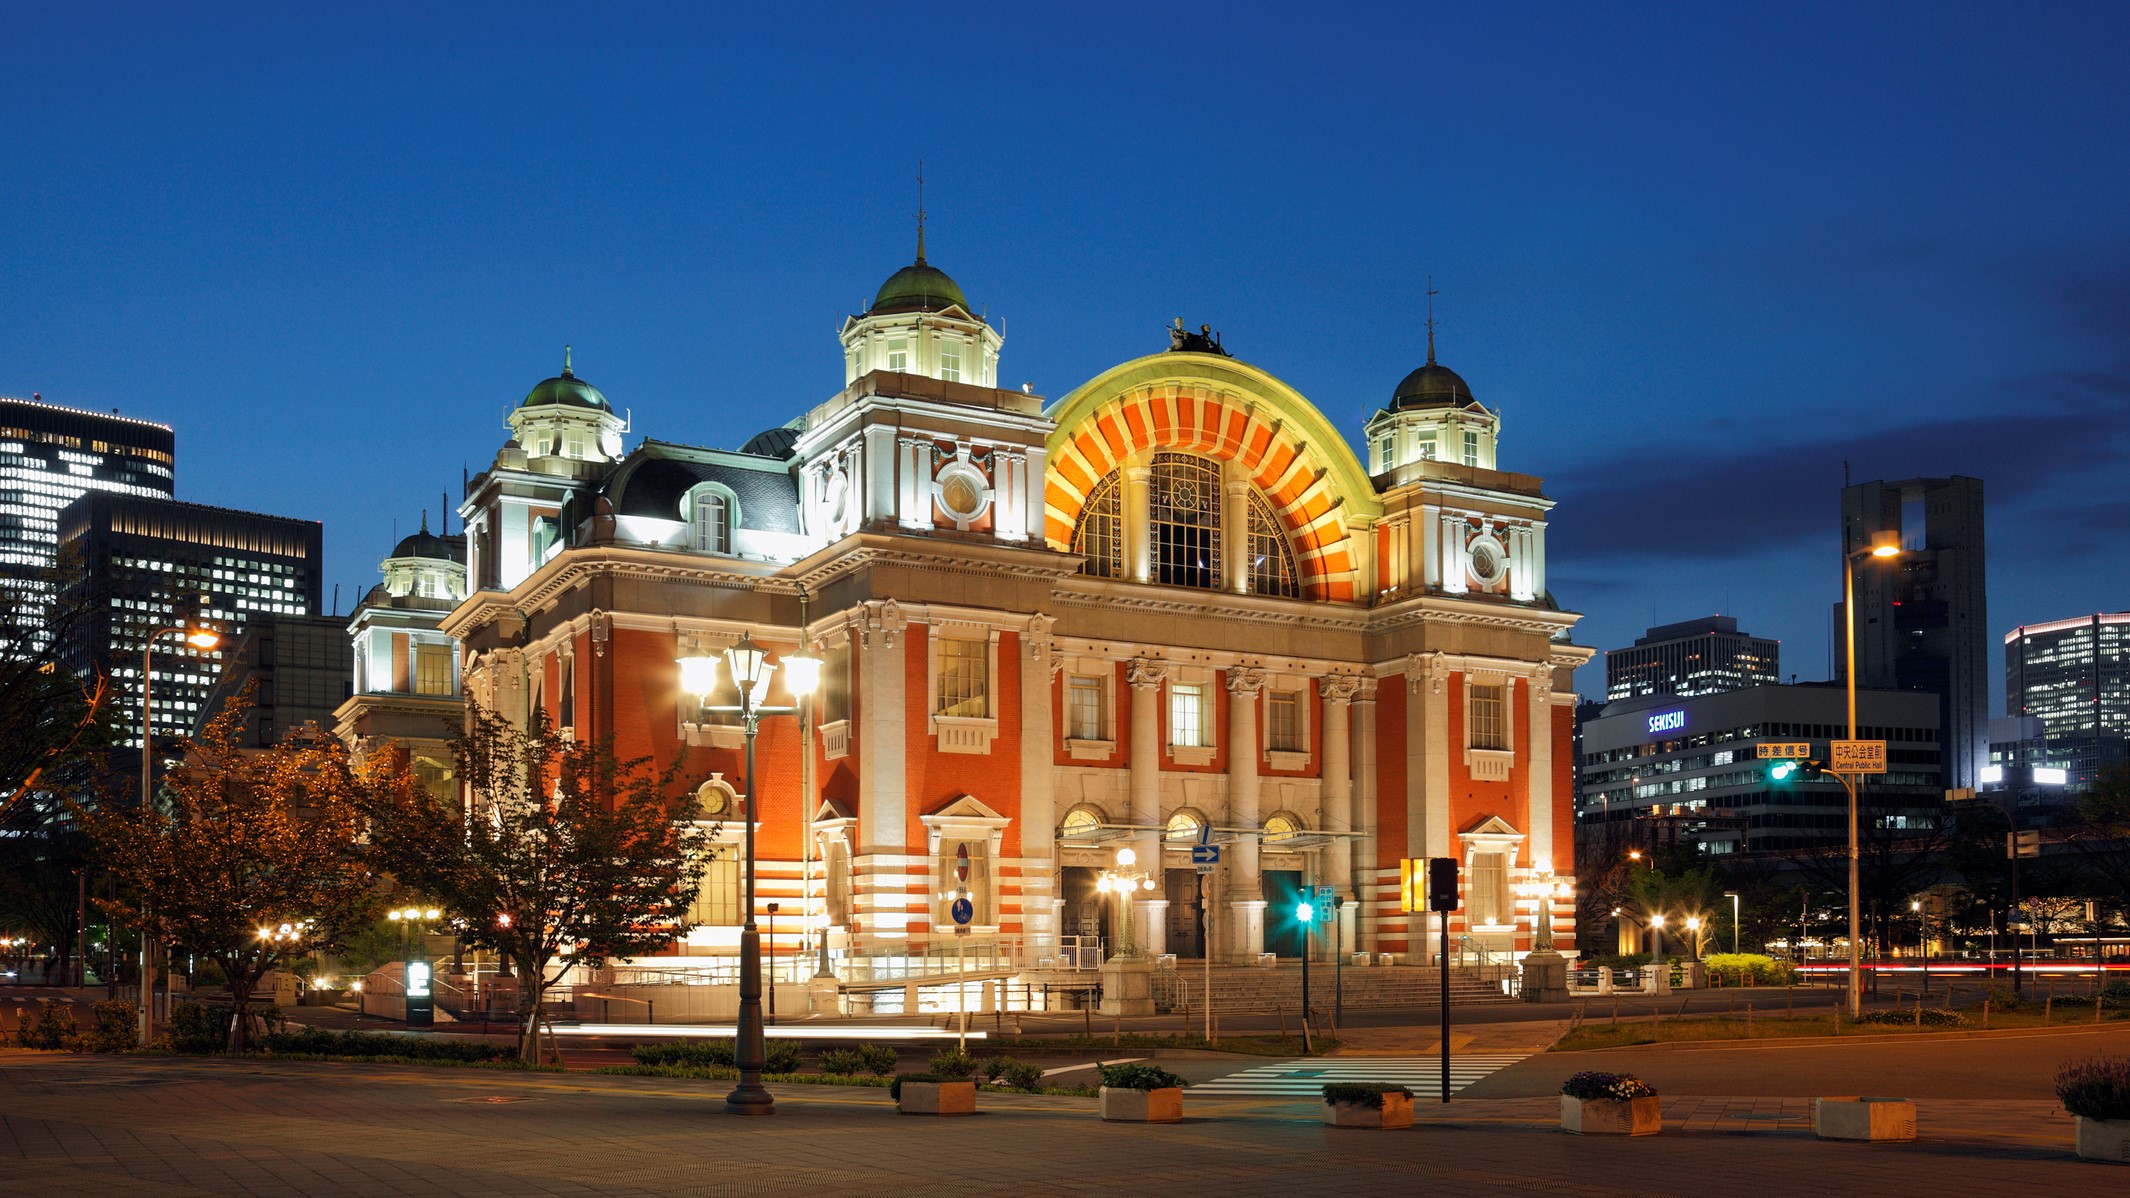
[1605, 615, 1779, 701]
[58, 493, 322, 751]
[0, 396, 175, 633]
[193, 614, 353, 748]
[1839, 476, 1989, 791]
[2002, 612, 2130, 787]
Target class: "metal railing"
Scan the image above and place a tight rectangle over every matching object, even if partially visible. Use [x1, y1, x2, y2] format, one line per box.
[1457, 936, 1522, 996]
[839, 935, 1020, 984]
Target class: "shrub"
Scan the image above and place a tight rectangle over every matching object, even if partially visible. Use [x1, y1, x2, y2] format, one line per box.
[764, 1039, 802, 1074]
[1702, 953, 1795, 986]
[1097, 1063, 1187, 1091]
[2057, 1056, 2130, 1121]
[2101, 980, 2130, 1011]
[890, 1072, 973, 1100]
[631, 1039, 736, 1068]
[166, 1000, 226, 1053]
[1852, 1007, 1966, 1028]
[1561, 1071, 1656, 1101]
[928, 1048, 977, 1079]
[819, 1048, 865, 1075]
[856, 1043, 899, 1075]
[75, 1001, 141, 1054]
[15, 1004, 76, 1050]
[1000, 1060, 1045, 1091]
[1322, 1083, 1412, 1108]
[978, 1056, 1010, 1082]
[1976, 983, 2033, 1013]
[260, 1027, 514, 1062]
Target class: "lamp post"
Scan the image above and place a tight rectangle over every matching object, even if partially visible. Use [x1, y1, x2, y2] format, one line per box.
[1297, 900, 1315, 1037]
[139, 618, 218, 1043]
[1332, 895, 1345, 1028]
[678, 631, 820, 1118]
[1840, 530, 1902, 1017]
[1649, 912, 1666, 969]
[765, 902, 778, 1026]
[1684, 915, 1702, 960]
[1095, 847, 1155, 960]
[1911, 898, 1928, 992]
[1722, 891, 1740, 955]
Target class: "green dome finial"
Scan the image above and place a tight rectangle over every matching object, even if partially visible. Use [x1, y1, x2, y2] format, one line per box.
[563, 343, 573, 377]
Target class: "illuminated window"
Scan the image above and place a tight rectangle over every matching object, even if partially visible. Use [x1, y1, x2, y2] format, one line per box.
[1164, 810, 1203, 842]
[887, 338, 909, 372]
[1060, 806, 1102, 839]
[690, 854, 742, 926]
[691, 492, 729, 554]
[1151, 453, 1222, 590]
[1469, 683, 1507, 750]
[937, 637, 987, 717]
[1463, 430, 1479, 467]
[1169, 682, 1206, 748]
[1469, 851, 1508, 924]
[1070, 472, 1123, 579]
[934, 838, 992, 924]
[1263, 812, 1302, 844]
[1067, 675, 1105, 740]
[1245, 489, 1300, 598]
[1267, 690, 1301, 752]
[939, 341, 962, 383]
[1415, 432, 1437, 460]
[413, 642, 453, 696]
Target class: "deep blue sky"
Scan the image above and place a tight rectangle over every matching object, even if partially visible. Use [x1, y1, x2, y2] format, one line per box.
[5, 3, 2126, 702]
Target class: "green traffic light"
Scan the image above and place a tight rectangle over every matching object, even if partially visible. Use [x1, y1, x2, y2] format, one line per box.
[1771, 759, 1798, 781]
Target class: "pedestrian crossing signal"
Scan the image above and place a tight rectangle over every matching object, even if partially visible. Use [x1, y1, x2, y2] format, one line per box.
[1427, 857, 1459, 913]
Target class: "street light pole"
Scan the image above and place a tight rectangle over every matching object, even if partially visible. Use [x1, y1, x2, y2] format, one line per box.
[139, 619, 218, 1044]
[765, 902, 778, 1027]
[1723, 891, 1740, 955]
[1842, 531, 1900, 1018]
[1297, 900, 1314, 1047]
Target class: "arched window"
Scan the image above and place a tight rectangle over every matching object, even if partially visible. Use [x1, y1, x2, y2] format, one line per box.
[1060, 805, 1105, 840]
[1150, 452, 1221, 589]
[1071, 473, 1123, 578]
[689, 489, 730, 554]
[1164, 810, 1206, 843]
[1263, 812, 1304, 845]
[1245, 489, 1300, 598]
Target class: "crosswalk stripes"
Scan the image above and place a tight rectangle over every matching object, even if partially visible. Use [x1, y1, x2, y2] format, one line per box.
[1189, 1054, 1528, 1099]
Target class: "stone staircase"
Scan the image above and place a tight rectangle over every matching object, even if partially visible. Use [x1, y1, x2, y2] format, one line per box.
[1152, 962, 1519, 1014]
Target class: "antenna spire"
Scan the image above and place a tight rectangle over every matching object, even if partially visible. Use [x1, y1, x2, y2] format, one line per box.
[915, 160, 927, 264]
[1425, 275, 1439, 364]
[563, 344, 573, 376]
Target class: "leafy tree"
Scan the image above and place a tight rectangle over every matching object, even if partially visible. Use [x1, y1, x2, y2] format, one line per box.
[1795, 785, 1952, 953]
[0, 563, 119, 824]
[77, 706, 386, 1050]
[363, 703, 714, 1062]
[2067, 764, 2130, 921]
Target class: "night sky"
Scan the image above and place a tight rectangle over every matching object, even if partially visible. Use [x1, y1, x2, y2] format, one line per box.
[4, 4, 2125, 703]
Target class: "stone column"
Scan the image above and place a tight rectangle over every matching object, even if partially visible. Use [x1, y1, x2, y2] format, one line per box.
[1222, 478, 1251, 594]
[1353, 676, 1380, 955]
[1320, 676, 1359, 957]
[1019, 616, 1059, 963]
[1225, 666, 1267, 961]
[854, 603, 909, 951]
[1525, 667, 1555, 874]
[1126, 658, 1167, 959]
[1123, 464, 1153, 584]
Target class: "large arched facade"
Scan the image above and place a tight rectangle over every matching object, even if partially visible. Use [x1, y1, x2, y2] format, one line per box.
[1045, 354, 1384, 602]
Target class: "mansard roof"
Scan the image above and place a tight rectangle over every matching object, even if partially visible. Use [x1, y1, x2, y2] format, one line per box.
[599, 440, 800, 534]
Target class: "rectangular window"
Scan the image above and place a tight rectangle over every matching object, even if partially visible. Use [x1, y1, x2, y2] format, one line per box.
[414, 642, 453, 697]
[1470, 851, 1509, 925]
[937, 637, 987, 717]
[692, 494, 728, 553]
[939, 341, 962, 383]
[1169, 683, 1205, 748]
[1469, 683, 1507, 750]
[822, 643, 851, 724]
[1462, 430, 1480, 467]
[1267, 690, 1301, 752]
[1067, 675, 1105, 740]
[1371, 435, 1392, 470]
[1415, 432, 1437, 460]
[689, 854, 743, 927]
[887, 338, 909, 372]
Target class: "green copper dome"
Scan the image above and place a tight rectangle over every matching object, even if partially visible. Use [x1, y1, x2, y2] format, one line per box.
[870, 259, 970, 316]
[521, 347, 611, 411]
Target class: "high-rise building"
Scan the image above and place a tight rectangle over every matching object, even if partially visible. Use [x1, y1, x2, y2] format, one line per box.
[0, 396, 175, 633]
[193, 614, 353, 749]
[1839, 476, 1988, 791]
[58, 493, 322, 751]
[2001, 612, 2130, 787]
[1605, 615, 1779, 701]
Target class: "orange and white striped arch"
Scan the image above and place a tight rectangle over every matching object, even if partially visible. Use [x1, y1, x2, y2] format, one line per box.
[1044, 354, 1384, 601]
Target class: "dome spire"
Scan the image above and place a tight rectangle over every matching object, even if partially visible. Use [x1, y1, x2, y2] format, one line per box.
[1425, 275, 1438, 365]
[562, 343, 574, 378]
[914, 160, 928, 264]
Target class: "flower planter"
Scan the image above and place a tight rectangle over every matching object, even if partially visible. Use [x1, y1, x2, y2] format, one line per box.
[1323, 1092, 1414, 1129]
[1100, 1085, 1183, 1123]
[2076, 1116, 2130, 1164]
[897, 1080, 976, 1116]
[1560, 1094, 1661, 1136]
[1813, 1097, 1916, 1142]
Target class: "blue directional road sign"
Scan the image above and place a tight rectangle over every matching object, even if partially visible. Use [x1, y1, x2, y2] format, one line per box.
[1190, 844, 1221, 866]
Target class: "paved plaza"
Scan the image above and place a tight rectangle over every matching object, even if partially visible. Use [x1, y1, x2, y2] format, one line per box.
[0, 1032, 2118, 1198]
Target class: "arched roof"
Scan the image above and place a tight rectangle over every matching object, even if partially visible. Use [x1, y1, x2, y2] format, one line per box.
[1045, 352, 1382, 601]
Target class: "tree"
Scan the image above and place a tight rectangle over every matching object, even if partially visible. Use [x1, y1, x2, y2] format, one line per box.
[364, 703, 714, 1062]
[0, 562, 119, 824]
[2067, 764, 2130, 922]
[78, 705, 386, 1050]
[1796, 786, 1952, 954]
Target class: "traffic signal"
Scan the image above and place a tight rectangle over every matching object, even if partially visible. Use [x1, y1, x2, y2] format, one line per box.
[1769, 757, 1826, 783]
[1427, 857, 1459, 912]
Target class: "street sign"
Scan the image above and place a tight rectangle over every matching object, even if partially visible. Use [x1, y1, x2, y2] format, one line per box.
[1944, 787, 1976, 802]
[951, 895, 974, 925]
[2008, 830, 2041, 859]
[1314, 885, 1335, 922]
[1756, 742, 1812, 760]
[954, 843, 971, 884]
[1195, 864, 1215, 875]
[1829, 739, 1887, 774]
[1190, 844, 1221, 866]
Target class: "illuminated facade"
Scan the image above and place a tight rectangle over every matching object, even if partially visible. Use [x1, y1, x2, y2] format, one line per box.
[391, 242, 1589, 1001]
[1605, 616, 1779, 701]
[2001, 612, 2130, 788]
[333, 519, 468, 798]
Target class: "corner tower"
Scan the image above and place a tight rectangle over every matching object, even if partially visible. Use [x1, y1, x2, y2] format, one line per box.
[838, 222, 1002, 388]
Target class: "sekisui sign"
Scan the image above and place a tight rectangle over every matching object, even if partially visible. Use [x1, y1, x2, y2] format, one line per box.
[1646, 709, 1687, 735]
[1829, 739, 1888, 774]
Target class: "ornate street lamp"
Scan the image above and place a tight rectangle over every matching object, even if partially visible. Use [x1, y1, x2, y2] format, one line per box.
[677, 631, 819, 1117]
[1095, 847, 1156, 960]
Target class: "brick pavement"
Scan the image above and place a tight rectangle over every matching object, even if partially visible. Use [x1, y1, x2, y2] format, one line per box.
[0, 1051, 2113, 1197]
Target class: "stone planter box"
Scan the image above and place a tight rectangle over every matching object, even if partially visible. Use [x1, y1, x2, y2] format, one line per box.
[1560, 1095, 1661, 1136]
[1100, 1086, 1183, 1123]
[897, 1080, 976, 1116]
[1323, 1093, 1414, 1129]
[2076, 1116, 2130, 1164]
[1814, 1097, 1916, 1142]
